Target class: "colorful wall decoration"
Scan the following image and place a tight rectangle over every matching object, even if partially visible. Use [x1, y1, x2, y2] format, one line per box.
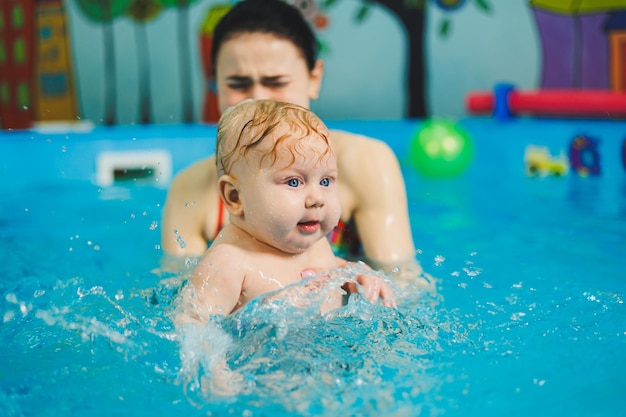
[0, 0, 625, 129]
[0, 0, 36, 130]
[1, 0, 78, 130]
[530, 0, 626, 91]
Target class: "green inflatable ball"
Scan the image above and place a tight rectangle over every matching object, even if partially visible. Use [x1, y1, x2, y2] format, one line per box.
[409, 120, 474, 178]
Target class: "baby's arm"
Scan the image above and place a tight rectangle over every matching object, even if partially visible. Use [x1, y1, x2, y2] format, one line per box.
[335, 258, 397, 308]
[177, 246, 244, 324]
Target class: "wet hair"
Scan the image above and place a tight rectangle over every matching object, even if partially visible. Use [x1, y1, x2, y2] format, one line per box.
[216, 99, 331, 176]
[211, 0, 319, 77]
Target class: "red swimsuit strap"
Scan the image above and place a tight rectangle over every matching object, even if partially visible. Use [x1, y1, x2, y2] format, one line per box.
[216, 198, 225, 234]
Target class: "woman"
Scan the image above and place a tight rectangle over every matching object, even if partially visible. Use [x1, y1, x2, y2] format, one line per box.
[161, 0, 428, 286]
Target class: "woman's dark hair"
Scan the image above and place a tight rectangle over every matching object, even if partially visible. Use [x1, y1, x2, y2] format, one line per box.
[211, 0, 319, 76]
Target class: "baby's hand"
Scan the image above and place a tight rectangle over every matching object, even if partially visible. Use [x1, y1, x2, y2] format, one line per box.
[344, 273, 397, 308]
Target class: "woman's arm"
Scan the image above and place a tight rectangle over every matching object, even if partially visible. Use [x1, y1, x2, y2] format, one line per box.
[161, 159, 215, 256]
[339, 135, 418, 263]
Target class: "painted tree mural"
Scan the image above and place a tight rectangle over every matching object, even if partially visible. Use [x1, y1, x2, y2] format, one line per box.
[316, 0, 491, 118]
[127, 0, 163, 124]
[74, 0, 131, 125]
[54, 0, 493, 125]
[160, 0, 202, 123]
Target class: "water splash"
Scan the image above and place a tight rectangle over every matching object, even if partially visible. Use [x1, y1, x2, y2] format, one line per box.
[1, 260, 479, 416]
[172, 263, 469, 415]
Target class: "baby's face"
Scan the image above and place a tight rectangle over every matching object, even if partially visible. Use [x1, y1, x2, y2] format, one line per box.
[236, 132, 340, 254]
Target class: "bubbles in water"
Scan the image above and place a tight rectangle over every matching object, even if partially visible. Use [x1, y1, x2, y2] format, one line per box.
[174, 230, 187, 249]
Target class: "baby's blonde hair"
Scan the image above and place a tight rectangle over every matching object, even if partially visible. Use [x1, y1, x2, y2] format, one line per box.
[216, 99, 331, 176]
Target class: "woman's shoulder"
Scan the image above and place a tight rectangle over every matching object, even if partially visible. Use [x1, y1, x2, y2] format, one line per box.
[330, 129, 382, 146]
[171, 156, 218, 192]
[330, 129, 398, 169]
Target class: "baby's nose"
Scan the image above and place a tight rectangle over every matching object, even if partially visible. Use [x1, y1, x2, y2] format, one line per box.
[305, 189, 324, 208]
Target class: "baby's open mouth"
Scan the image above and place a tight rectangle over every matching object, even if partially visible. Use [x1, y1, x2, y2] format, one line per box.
[297, 220, 320, 233]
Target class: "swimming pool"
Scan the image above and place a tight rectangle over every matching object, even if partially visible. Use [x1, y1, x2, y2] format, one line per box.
[1, 118, 625, 416]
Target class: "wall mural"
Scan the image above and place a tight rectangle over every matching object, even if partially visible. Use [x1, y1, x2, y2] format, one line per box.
[530, 0, 626, 91]
[1, 0, 80, 129]
[0, 0, 624, 129]
[339, 0, 490, 119]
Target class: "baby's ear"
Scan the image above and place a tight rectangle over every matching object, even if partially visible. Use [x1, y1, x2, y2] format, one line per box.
[218, 175, 243, 217]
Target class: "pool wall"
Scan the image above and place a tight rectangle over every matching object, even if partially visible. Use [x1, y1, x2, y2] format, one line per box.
[1, 118, 625, 188]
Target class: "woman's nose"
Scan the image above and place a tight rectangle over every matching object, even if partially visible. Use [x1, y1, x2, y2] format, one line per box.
[250, 84, 271, 100]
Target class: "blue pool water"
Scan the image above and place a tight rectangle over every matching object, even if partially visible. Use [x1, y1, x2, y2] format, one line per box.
[1, 119, 625, 416]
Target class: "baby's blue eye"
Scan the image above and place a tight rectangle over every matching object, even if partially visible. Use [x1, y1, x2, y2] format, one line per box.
[287, 178, 301, 187]
[320, 178, 330, 187]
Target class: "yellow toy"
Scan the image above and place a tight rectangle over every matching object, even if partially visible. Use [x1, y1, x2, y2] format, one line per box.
[524, 145, 569, 177]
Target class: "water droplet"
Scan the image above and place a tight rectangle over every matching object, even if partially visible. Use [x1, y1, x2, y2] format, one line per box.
[3, 311, 15, 323]
[19, 302, 29, 315]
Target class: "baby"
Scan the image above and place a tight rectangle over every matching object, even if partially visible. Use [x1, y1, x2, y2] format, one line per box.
[180, 99, 396, 322]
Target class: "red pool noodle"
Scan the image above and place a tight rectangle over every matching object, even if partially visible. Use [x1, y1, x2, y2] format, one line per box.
[466, 89, 626, 118]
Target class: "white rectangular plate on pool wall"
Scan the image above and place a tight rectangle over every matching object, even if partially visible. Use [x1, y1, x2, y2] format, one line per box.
[95, 149, 172, 188]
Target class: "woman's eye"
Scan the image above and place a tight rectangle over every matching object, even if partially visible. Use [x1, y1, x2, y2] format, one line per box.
[320, 178, 330, 187]
[228, 81, 252, 91]
[263, 80, 288, 89]
[287, 178, 301, 187]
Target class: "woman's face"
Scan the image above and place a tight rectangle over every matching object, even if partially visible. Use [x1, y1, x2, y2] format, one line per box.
[215, 33, 323, 114]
